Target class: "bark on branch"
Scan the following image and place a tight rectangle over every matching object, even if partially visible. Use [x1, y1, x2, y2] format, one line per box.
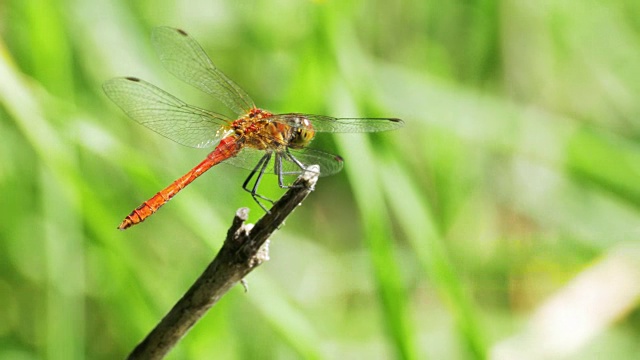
[127, 165, 319, 360]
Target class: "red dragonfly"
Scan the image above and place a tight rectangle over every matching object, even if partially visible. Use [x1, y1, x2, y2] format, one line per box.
[104, 27, 403, 230]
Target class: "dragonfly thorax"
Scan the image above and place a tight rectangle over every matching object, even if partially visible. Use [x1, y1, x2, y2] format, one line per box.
[231, 112, 314, 151]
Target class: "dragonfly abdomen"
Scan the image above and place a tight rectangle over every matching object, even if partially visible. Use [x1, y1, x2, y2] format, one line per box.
[118, 137, 241, 230]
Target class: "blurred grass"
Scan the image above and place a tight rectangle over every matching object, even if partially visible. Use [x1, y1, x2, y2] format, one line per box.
[1, 0, 640, 359]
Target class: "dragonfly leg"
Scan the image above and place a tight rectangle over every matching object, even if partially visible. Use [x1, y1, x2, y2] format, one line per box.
[242, 153, 274, 211]
[276, 149, 312, 189]
[286, 148, 307, 170]
[275, 153, 287, 188]
[275, 152, 300, 189]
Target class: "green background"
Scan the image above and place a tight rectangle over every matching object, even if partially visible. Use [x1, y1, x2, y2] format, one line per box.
[2, 0, 640, 359]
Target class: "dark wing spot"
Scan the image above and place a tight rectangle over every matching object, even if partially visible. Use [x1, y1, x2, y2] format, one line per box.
[125, 77, 141, 82]
[177, 28, 188, 36]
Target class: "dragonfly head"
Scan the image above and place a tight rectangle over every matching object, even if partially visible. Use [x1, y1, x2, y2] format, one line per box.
[288, 115, 315, 149]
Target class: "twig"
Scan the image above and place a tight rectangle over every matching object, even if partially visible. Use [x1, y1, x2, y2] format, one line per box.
[127, 165, 319, 360]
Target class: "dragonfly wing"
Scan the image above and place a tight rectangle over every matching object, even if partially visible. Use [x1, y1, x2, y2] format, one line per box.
[103, 77, 232, 148]
[271, 113, 405, 133]
[224, 147, 343, 177]
[223, 147, 271, 172]
[285, 147, 344, 176]
[151, 27, 255, 116]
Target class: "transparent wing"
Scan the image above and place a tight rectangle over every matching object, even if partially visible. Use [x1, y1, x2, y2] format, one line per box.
[271, 113, 405, 133]
[287, 147, 344, 176]
[103, 77, 232, 148]
[224, 147, 344, 177]
[151, 26, 255, 116]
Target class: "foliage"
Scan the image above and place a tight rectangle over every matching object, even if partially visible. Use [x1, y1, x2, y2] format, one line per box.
[1, 0, 640, 359]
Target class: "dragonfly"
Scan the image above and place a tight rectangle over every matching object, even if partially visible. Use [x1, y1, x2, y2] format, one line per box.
[104, 27, 404, 230]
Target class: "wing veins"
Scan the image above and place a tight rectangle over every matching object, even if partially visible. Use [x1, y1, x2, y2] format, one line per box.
[152, 27, 255, 115]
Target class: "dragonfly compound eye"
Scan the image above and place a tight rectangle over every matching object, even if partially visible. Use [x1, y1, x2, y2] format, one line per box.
[289, 128, 315, 148]
[283, 115, 314, 148]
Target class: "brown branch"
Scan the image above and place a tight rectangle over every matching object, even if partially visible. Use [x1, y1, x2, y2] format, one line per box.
[127, 165, 319, 360]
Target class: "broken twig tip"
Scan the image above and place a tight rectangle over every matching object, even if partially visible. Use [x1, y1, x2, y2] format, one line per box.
[303, 165, 320, 188]
[236, 207, 249, 221]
